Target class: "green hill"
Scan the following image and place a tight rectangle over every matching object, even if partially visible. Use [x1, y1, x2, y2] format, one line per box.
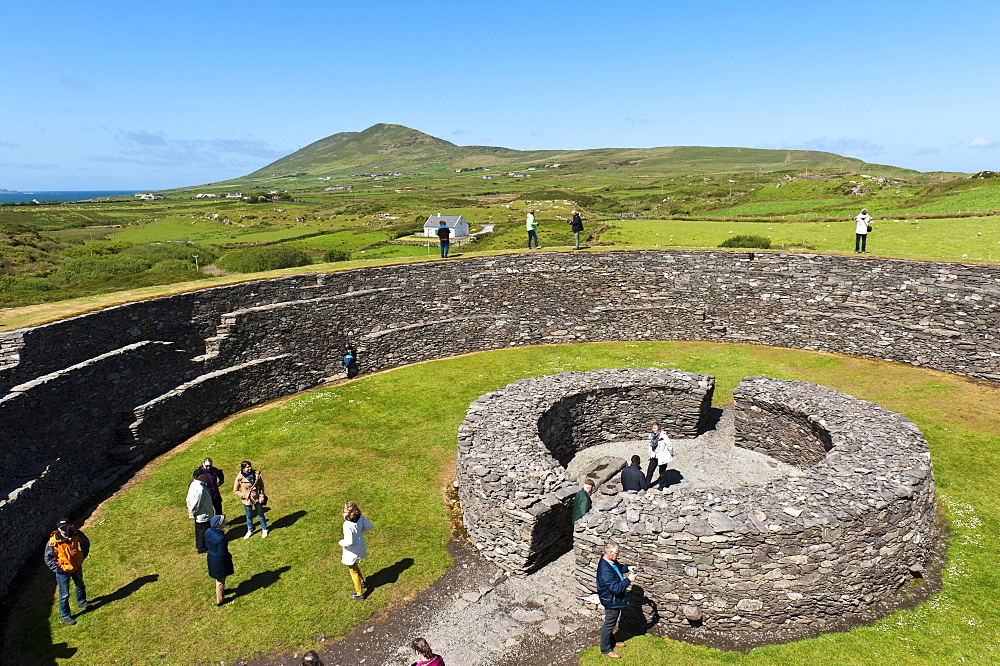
[180, 123, 924, 192]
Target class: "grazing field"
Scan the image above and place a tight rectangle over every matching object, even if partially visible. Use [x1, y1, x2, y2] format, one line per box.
[603, 217, 1000, 261]
[4, 342, 998, 665]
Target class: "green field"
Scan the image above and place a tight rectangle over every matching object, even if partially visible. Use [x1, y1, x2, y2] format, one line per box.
[603, 217, 1000, 261]
[3, 124, 999, 308]
[6, 342, 998, 665]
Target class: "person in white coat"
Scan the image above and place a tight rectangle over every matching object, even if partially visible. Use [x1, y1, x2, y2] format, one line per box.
[645, 423, 674, 489]
[339, 500, 373, 600]
[854, 208, 872, 253]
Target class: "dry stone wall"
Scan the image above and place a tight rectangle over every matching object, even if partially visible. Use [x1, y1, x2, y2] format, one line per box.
[0, 250, 991, 599]
[456, 368, 714, 573]
[573, 376, 938, 637]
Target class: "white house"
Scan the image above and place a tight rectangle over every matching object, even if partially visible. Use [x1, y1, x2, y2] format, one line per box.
[423, 213, 470, 238]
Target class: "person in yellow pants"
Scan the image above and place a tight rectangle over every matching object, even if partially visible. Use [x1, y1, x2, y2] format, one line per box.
[339, 500, 373, 599]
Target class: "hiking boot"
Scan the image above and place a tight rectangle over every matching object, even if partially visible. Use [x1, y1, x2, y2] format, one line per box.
[349, 593, 366, 600]
[60, 617, 76, 626]
[78, 601, 91, 610]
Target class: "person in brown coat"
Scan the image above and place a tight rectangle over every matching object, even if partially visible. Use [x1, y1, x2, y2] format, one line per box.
[233, 460, 268, 539]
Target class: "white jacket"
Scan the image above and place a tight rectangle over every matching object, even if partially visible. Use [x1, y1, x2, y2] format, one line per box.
[649, 431, 673, 464]
[855, 213, 872, 235]
[186, 479, 214, 523]
[339, 515, 373, 565]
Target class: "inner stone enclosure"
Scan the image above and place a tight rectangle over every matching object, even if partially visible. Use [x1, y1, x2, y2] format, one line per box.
[456, 368, 939, 637]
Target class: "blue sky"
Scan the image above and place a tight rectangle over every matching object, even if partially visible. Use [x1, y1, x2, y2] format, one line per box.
[2, 0, 998, 190]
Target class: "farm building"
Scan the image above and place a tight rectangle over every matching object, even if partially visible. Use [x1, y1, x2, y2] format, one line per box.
[423, 214, 470, 238]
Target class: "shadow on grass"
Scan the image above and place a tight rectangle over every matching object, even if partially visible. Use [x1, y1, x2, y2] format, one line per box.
[228, 565, 292, 602]
[87, 574, 159, 612]
[366, 558, 415, 593]
[228, 506, 307, 539]
[268, 509, 307, 532]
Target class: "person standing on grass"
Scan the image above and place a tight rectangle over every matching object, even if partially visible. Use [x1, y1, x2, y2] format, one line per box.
[645, 423, 673, 489]
[437, 219, 451, 258]
[44, 520, 91, 626]
[410, 637, 445, 665]
[205, 514, 233, 606]
[854, 208, 872, 253]
[193, 458, 225, 517]
[233, 460, 268, 539]
[569, 210, 584, 249]
[187, 473, 215, 553]
[339, 500, 373, 600]
[526, 209, 540, 248]
[596, 540, 636, 659]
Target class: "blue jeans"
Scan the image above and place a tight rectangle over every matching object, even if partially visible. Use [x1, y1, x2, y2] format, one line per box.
[527, 229, 539, 247]
[55, 569, 87, 619]
[600, 607, 622, 653]
[440, 241, 450, 258]
[244, 503, 267, 532]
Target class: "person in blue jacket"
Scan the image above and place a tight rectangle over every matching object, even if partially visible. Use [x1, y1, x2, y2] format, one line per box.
[596, 541, 637, 658]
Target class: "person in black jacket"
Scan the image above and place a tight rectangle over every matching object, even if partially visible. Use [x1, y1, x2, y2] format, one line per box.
[193, 458, 225, 516]
[596, 541, 636, 658]
[569, 210, 584, 249]
[436, 221, 451, 258]
[620, 455, 649, 492]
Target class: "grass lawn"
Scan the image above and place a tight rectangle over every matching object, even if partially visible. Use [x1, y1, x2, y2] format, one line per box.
[603, 218, 1000, 261]
[9, 342, 999, 664]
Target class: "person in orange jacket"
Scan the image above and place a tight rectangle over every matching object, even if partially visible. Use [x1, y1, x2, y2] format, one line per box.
[44, 520, 91, 625]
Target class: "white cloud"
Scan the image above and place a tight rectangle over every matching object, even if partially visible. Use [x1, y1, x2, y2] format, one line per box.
[87, 130, 288, 168]
[968, 137, 995, 148]
[60, 76, 92, 90]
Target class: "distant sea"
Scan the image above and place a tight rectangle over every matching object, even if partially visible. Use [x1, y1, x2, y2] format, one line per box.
[0, 190, 140, 204]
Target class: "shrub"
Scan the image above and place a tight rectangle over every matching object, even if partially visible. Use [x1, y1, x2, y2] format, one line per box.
[321, 249, 352, 263]
[216, 246, 312, 273]
[719, 234, 772, 249]
[124, 242, 218, 265]
[61, 241, 131, 258]
[150, 258, 199, 273]
[53, 254, 154, 284]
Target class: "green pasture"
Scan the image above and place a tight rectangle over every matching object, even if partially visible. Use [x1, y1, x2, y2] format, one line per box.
[9, 341, 999, 664]
[603, 217, 1000, 262]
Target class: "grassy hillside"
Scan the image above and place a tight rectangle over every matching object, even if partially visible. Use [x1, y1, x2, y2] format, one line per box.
[3, 125, 996, 310]
[179, 124, 923, 194]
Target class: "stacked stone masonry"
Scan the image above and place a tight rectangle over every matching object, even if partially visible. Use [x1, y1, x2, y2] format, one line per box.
[456, 367, 938, 636]
[457, 368, 714, 572]
[0, 250, 988, 600]
[573, 375, 937, 636]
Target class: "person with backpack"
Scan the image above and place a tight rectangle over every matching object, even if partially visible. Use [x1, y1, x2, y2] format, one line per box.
[44, 520, 91, 625]
[569, 210, 584, 249]
[436, 220, 451, 258]
[342, 342, 358, 377]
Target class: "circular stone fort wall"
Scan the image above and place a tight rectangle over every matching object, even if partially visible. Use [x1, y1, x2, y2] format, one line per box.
[0, 250, 994, 599]
[455, 369, 938, 637]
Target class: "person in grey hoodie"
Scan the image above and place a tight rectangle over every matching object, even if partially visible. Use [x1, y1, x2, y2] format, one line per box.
[186, 474, 215, 554]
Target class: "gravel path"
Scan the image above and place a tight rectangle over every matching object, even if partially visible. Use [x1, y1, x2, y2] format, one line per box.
[244, 410, 801, 666]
